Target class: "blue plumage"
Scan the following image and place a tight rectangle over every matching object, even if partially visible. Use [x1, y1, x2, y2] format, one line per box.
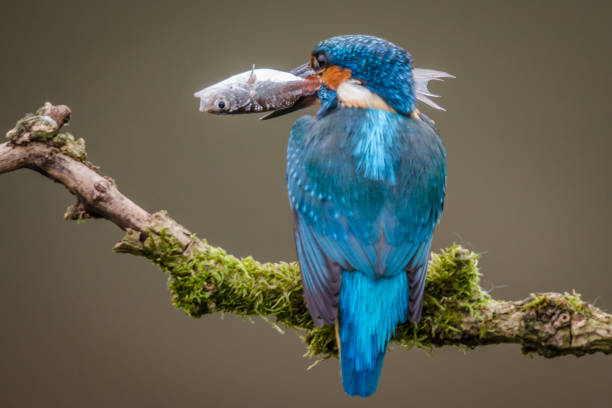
[313, 35, 416, 114]
[287, 35, 447, 397]
[340, 270, 408, 396]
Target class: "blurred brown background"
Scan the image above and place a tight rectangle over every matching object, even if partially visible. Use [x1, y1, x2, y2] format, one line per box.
[1, 0, 610, 406]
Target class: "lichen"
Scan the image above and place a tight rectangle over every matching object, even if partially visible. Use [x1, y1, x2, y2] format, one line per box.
[6, 113, 58, 143]
[52, 132, 87, 161]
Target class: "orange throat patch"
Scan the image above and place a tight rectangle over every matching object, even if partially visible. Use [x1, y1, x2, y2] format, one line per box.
[320, 66, 352, 91]
[320, 65, 396, 113]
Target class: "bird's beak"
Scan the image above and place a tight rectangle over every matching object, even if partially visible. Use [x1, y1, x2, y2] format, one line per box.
[289, 63, 317, 78]
[259, 63, 319, 120]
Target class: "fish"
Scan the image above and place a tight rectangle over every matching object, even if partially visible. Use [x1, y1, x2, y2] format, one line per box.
[194, 65, 453, 117]
[194, 66, 321, 114]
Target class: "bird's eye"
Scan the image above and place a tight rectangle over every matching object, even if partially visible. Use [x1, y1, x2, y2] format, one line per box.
[311, 52, 328, 71]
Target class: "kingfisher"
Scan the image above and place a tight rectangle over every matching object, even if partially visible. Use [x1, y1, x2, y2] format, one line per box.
[273, 34, 449, 397]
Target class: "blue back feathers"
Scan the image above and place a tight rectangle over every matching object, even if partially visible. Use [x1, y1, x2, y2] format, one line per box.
[288, 107, 445, 396]
[287, 34, 447, 397]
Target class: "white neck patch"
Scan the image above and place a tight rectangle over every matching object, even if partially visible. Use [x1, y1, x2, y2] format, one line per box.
[336, 80, 396, 113]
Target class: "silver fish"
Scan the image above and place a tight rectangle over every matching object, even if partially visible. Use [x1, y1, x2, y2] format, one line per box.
[194, 66, 320, 114]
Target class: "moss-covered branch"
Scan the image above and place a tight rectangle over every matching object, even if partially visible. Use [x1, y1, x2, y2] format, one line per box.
[116, 223, 612, 359]
[2, 103, 611, 361]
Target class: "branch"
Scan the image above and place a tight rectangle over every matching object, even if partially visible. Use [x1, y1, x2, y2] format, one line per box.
[2, 103, 610, 360]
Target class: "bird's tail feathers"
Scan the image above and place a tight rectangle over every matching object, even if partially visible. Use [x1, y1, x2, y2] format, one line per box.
[339, 271, 409, 397]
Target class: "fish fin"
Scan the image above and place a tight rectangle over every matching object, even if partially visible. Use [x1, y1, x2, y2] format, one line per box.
[259, 95, 317, 120]
[247, 64, 257, 84]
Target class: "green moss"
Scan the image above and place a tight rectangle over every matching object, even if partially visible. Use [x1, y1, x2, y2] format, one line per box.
[563, 291, 591, 315]
[133, 226, 487, 359]
[524, 291, 590, 317]
[395, 245, 489, 351]
[304, 325, 338, 357]
[142, 228, 313, 322]
[303, 245, 489, 357]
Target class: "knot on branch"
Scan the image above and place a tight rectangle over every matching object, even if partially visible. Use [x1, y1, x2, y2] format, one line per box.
[5, 102, 89, 164]
[6, 102, 71, 145]
[520, 292, 611, 356]
[520, 293, 579, 355]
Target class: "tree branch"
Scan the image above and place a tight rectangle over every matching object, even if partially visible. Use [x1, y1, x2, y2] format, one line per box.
[2, 103, 610, 360]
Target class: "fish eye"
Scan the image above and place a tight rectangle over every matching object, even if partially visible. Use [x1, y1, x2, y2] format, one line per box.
[311, 52, 328, 71]
[215, 98, 230, 111]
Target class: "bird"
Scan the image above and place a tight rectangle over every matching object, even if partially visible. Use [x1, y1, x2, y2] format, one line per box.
[283, 34, 448, 397]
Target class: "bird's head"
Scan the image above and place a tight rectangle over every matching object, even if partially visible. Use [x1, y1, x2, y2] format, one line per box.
[309, 35, 415, 116]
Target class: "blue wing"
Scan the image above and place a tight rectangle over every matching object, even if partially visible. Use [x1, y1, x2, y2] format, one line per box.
[287, 109, 446, 326]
